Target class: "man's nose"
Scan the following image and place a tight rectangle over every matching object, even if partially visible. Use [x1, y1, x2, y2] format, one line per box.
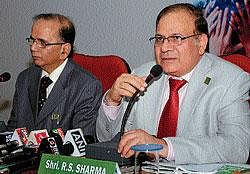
[160, 40, 174, 52]
[30, 41, 39, 51]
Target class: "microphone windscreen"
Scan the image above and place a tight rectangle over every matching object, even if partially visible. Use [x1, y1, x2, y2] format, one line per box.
[150, 64, 163, 78]
[0, 72, 11, 82]
[63, 128, 87, 157]
[50, 128, 65, 141]
[27, 129, 49, 146]
[0, 132, 13, 144]
[11, 128, 29, 146]
[61, 142, 74, 155]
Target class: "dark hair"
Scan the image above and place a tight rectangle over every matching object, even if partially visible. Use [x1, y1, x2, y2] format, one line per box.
[33, 13, 75, 58]
[156, 3, 208, 36]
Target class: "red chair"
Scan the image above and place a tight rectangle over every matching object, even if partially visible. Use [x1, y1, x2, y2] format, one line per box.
[221, 54, 250, 164]
[72, 53, 131, 94]
[221, 54, 250, 73]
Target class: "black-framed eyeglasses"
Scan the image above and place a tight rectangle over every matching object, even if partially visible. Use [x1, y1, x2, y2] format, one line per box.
[149, 34, 201, 46]
[26, 37, 66, 48]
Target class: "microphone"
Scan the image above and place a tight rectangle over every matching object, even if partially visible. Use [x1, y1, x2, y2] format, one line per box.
[49, 130, 74, 156]
[120, 64, 162, 137]
[50, 128, 65, 141]
[0, 72, 11, 82]
[38, 137, 60, 155]
[27, 129, 49, 146]
[86, 65, 163, 166]
[0, 140, 19, 151]
[63, 128, 87, 157]
[0, 131, 13, 144]
[10, 127, 29, 146]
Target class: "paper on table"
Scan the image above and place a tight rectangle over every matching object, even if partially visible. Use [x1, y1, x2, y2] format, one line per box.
[141, 160, 250, 174]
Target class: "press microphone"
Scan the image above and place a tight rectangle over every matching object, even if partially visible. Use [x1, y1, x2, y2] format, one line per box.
[0, 140, 22, 158]
[63, 128, 87, 157]
[50, 128, 65, 141]
[0, 140, 19, 151]
[0, 72, 11, 82]
[86, 65, 163, 166]
[10, 127, 29, 146]
[33, 128, 72, 156]
[38, 137, 60, 155]
[0, 132, 13, 144]
[49, 131, 74, 156]
[27, 129, 49, 146]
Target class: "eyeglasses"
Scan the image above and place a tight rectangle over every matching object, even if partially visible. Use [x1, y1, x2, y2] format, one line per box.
[149, 34, 201, 46]
[26, 37, 66, 48]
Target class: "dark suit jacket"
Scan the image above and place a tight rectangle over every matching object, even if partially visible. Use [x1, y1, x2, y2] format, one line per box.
[8, 59, 102, 139]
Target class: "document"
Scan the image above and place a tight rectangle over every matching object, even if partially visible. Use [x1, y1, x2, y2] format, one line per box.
[141, 159, 250, 174]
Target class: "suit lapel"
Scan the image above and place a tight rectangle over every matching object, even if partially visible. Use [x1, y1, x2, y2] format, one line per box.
[28, 66, 41, 120]
[36, 60, 74, 124]
[177, 54, 213, 135]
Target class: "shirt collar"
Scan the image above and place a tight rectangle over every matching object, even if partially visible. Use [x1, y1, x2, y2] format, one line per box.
[168, 67, 195, 83]
[41, 58, 68, 82]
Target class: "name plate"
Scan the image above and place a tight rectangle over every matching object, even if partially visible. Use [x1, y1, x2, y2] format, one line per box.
[38, 153, 121, 174]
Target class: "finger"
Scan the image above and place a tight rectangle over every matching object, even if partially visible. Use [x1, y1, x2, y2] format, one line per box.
[124, 149, 135, 158]
[221, 8, 229, 35]
[206, 7, 219, 25]
[215, 10, 223, 36]
[204, 0, 216, 17]
[209, 20, 218, 35]
[231, 43, 243, 53]
[230, 11, 238, 31]
[245, 0, 250, 19]
[112, 74, 147, 97]
[121, 138, 137, 158]
[120, 74, 147, 91]
[209, 6, 219, 21]
[118, 134, 138, 157]
[224, 21, 232, 42]
[236, 2, 244, 19]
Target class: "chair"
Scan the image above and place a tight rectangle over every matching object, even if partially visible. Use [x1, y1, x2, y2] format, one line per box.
[220, 54, 250, 73]
[72, 53, 131, 94]
[221, 54, 250, 164]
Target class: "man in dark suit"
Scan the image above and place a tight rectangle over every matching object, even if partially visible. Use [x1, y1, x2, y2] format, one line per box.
[7, 13, 102, 139]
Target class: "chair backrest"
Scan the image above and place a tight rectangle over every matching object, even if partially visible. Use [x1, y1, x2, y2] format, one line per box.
[220, 54, 250, 73]
[72, 53, 131, 94]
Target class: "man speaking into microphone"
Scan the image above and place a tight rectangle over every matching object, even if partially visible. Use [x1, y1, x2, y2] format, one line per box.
[7, 13, 102, 140]
[96, 3, 250, 164]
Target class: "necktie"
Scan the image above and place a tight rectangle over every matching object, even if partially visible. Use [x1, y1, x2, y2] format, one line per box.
[38, 76, 53, 113]
[157, 78, 187, 138]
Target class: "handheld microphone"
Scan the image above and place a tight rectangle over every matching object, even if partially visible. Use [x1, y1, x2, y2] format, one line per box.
[86, 65, 163, 166]
[120, 64, 163, 136]
[0, 72, 11, 82]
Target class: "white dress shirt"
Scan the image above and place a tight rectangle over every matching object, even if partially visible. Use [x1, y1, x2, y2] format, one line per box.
[41, 58, 68, 98]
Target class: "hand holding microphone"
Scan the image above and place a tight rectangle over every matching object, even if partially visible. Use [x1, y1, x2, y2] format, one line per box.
[105, 65, 163, 106]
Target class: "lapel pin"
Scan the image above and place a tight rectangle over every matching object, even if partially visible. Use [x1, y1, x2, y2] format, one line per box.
[51, 113, 60, 125]
[204, 77, 211, 85]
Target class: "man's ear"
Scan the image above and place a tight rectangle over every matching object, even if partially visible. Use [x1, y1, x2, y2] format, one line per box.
[60, 43, 71, 59]
[198, 34, 208, 55]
